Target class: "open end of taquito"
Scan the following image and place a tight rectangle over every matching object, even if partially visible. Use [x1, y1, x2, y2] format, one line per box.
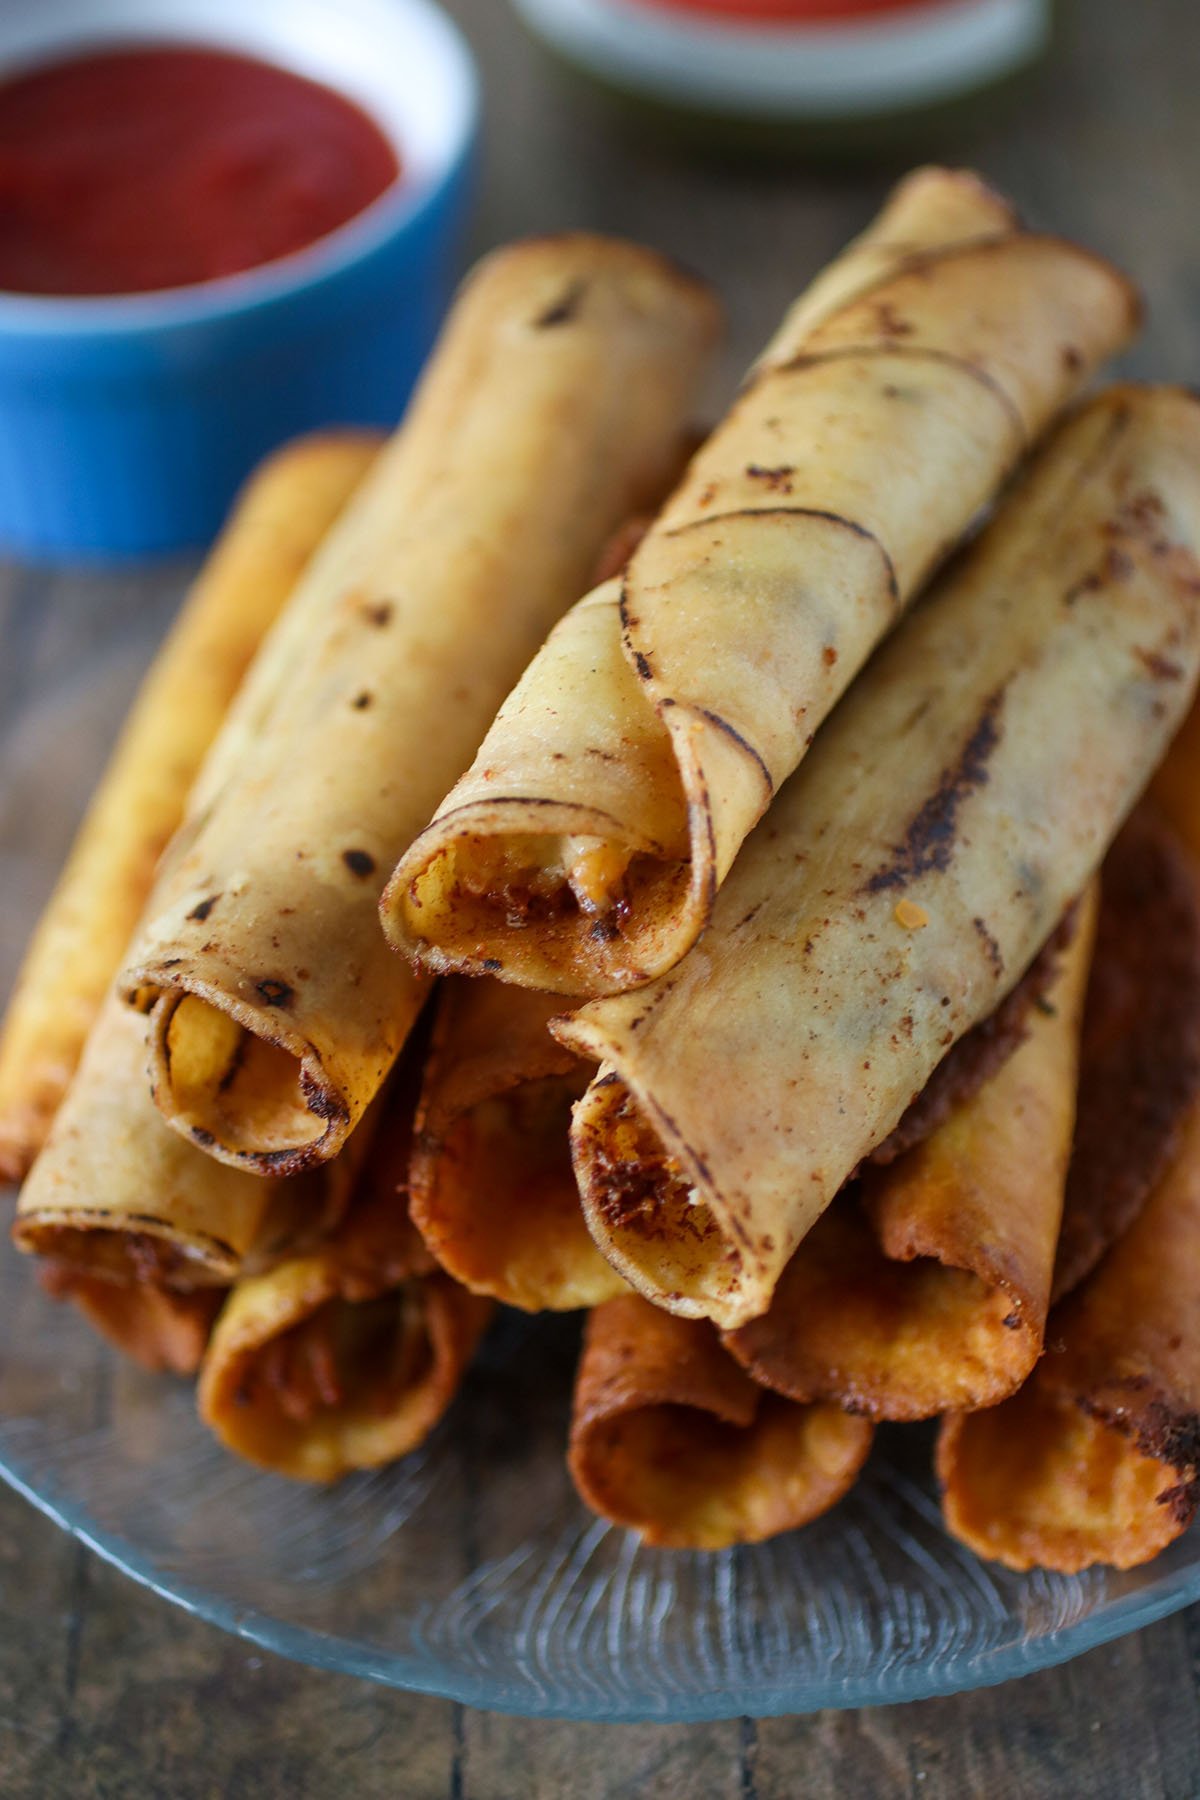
[198, 1082, 493, 1481]
[141, 984, 349, 1169]
[410, 980, 626, 1311]
[41, 1265, 225, 1377]
[199, 1265, 489, 1482]
[937, 1384, 1187, 1574]
[559, 386, 1200, 1329]
[0, 433, 380, 1186]
[12, 991, 350, 1290]
[122, 235, 721, 1176]
[724, 890, 1095, 1419]
[386, 169, 1138, 998]
[568, 1294, 873, 1550]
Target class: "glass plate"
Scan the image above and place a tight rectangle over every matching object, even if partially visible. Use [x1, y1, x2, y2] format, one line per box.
[1, 1246, 1198, 1721]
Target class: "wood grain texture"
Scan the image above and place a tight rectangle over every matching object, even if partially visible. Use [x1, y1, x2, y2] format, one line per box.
[3, 0, 1200, 1793]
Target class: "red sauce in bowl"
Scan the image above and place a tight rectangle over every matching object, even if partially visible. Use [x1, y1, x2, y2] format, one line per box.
[0, 45, 401, 296]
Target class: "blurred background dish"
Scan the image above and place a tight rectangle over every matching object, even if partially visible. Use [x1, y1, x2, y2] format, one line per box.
[0, 0, 477, 559]
[510, 0, 1053, 155]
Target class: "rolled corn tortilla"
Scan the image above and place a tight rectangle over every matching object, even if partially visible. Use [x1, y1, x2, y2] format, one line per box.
[939, 1076, 1200, 1573]
[12, 992, 344, 1287]
[725, 884, 1096, 1419]
[0, 432, 380, 1184]
[199, 1086, 493, 1481]
[41, 1264, 225, 1377]
[568, 1292, 873, 1550]
[384, 167, 1139, 997]
[120, 236, 720, 1174]
[410, 980, 625, 1312]
[559, 386, 1200, 1330]
[1052, 808, 1200, 1300]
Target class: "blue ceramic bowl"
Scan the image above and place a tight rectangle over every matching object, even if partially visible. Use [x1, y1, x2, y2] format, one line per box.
[0, 0, 479, 559]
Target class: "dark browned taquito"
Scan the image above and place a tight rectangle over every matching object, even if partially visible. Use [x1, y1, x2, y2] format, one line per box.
[569, 1292, 873, 1549]
[410, 980, 625, 1312]
[199, 1081, 493, 1481]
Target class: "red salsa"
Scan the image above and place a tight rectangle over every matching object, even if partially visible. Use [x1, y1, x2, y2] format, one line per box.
[0, 45, 401, 296]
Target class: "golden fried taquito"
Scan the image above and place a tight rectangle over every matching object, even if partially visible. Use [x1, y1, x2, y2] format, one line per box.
[560, 386, 1200, 1330]
[1053, 810, 1200, 1300]
[13, 989, 364, 1290]
[411, 980, 624, 1312]
[939, 1083, 1200, 1573]
[0, 433, 379, 1184]
[569, 1293, 873, 1549]
[385, 167, 1137, 997]
[726, 886, 1096, 1418]
[41, 1264, 224, 1377]
[199, 1091, 493, 1481]
[121, 237, 720, 1176]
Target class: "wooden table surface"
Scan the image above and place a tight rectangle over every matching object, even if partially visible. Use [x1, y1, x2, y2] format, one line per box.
[2, 1, 1199, 1794]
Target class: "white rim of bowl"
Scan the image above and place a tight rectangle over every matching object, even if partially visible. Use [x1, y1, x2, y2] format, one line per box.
[0, 0, 479, 333]
[512, 0, 1049, 117]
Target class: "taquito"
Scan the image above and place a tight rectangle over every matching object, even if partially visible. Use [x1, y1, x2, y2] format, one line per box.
[121, 236, 720, 1173]
[411, 980, 624, 1311]
[939, 1080, 1200, 1573]
[726, 884, 1097, 1418]
[1052, 808, 1200, 1300]
[560, 386, 1200, 1330]
[12, 993, 338, 1288]
[385, 167, 1138, 996]
[41, 1264, 224, 1377]
[569, 1293, 873, 1549]
[0, 432, 379, 1183]
[199, 1088, 492, 1481]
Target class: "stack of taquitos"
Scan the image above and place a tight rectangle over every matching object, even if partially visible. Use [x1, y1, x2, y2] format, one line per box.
[935, 712, 1200, 1573]
[560, 389, 1200, 1547]
[11, 172, 1200, 1575]
[560, 385, 1200, 1333]
[7, 234, 718, 1474]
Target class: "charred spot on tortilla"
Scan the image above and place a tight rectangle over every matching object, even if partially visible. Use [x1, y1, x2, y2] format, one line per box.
[187, 895, 220, 923]
[745, 464, 795, 492]
[255, 979, 293, 1008]
[871, 908, 1075, 1166]
[533, 279, 586, 329]
[351, 690, 373, 710]
[973, 916, 1004, 975]
[341, 849, 376, 878]
[866, 690, 1005, 894]
[1135, 647, 1186, 680]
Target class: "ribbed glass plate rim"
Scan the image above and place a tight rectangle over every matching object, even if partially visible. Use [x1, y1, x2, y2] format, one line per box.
[2, 1439, 1198, 1721]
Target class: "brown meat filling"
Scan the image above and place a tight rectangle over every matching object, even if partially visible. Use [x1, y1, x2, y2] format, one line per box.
[236, 1289, 432, 1424]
